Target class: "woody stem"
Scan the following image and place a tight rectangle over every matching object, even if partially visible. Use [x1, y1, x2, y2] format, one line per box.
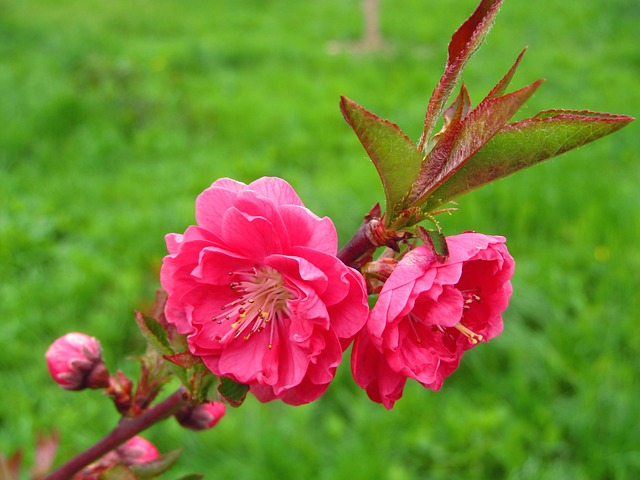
[44, 387, 188, 480]
[337, 216, 379, 268]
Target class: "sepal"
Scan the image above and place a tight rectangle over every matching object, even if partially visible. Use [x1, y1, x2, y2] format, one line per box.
[217, 377, 249, 407]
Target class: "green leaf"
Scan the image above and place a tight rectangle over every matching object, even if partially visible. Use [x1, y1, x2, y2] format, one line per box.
[422, 110, 634, 212]
[100, 464, 137, 480]
[418, 0, 504, 152]
[129, 449, 183, 478]
[191, 364, 219, 403]
[217, 377, 249, 407]
[135, 311, 174, 356]
[340, 96, 422, 219]
[409, 79, 543, 207]
[416, 226, 449, 262]
[174, 475, 205, 480]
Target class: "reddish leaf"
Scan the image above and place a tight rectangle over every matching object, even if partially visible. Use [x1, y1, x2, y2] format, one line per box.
[409, 79, 543, 207]
[422, 110, 634, 211]
[32, 432, 59, 479]
[434, 83, 472, 142]
[2, 449, 22, 480]
[340, 96, 422, 217]
[418, 0, 504, 152]
[486, 48, 527, 100]
[164, 351, 202, 369]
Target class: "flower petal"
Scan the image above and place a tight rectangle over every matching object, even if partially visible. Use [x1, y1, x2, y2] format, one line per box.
[248, 177, 305, 207]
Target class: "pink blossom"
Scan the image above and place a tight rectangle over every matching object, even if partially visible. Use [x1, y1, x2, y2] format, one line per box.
[45, 332, 109, 391]
[175, 401, 226, 430]
[161, 177, 368, 405]
[352, 232, 515, 409]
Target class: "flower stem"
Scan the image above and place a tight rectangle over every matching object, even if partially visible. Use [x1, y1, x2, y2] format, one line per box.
[337, 204, 387, 268]
[45, 387, 188, 480]
[337, 217, 379, 268]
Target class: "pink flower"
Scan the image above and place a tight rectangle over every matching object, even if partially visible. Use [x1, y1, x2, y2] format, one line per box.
[161, 177, 368, 405]
[45, 332, 109, 391]
[352, 233, 515, 409]
[175, 401, 226, 430]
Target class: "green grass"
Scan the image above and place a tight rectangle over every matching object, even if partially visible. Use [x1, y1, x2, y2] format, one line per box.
[1, 0, 638, 478]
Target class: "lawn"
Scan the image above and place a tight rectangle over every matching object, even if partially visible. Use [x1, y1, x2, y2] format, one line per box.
[1, 0, 639, 478]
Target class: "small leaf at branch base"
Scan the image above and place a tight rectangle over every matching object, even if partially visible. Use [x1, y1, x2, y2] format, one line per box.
[422, 111, 634, 212]
[129, 449, 183, 478]
[340, 96, 422, 220]
[416, 226, 449, 263]
[218, 377, 249, 407]
[101, 464, 137, 480]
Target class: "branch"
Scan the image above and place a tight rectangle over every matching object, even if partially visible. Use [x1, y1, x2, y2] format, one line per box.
[45, 387, 188, 480]
[337, 217, 379, 268]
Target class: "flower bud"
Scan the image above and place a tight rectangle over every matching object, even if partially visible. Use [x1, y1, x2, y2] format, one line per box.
[117, 436, 160, 465]
[175, 401, 226, 431]
[362, 256, 399, 293]
[73, 436, 160, 479]
[45, 333, 109, 390]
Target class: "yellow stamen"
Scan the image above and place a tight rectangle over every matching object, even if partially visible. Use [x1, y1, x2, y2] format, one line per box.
[454, 323, 483, 344]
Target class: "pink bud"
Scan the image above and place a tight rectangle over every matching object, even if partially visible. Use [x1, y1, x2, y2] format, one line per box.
[73, 436, 160, 479]
[117, 436, 160, 465]
[45, 333, 109, 391]
[175, 401, 226, 431]
[362, 257, 399, 293]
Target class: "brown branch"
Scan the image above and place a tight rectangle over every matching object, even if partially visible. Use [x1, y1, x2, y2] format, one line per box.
[45, 387, 188, 480]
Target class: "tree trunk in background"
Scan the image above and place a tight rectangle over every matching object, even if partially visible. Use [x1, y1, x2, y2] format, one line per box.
[326, 0, 388, 54]
[362, 0, 383, 50]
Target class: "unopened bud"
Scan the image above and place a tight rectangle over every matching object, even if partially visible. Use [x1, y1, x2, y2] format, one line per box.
[175, 401, 226, 431]
[117, 436, 160, 465]
[362, 257, 399, 293]
[45, 333, 109, 391]
[74, 436, 160, 479]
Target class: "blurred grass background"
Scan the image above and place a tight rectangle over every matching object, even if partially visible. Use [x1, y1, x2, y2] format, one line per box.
[1, 0, 638, 478]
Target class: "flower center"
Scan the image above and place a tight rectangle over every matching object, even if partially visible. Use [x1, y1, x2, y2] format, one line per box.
[408, 289, 483, 345]
[212, 266, 294, 348]
[456, 289, 483, 344]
